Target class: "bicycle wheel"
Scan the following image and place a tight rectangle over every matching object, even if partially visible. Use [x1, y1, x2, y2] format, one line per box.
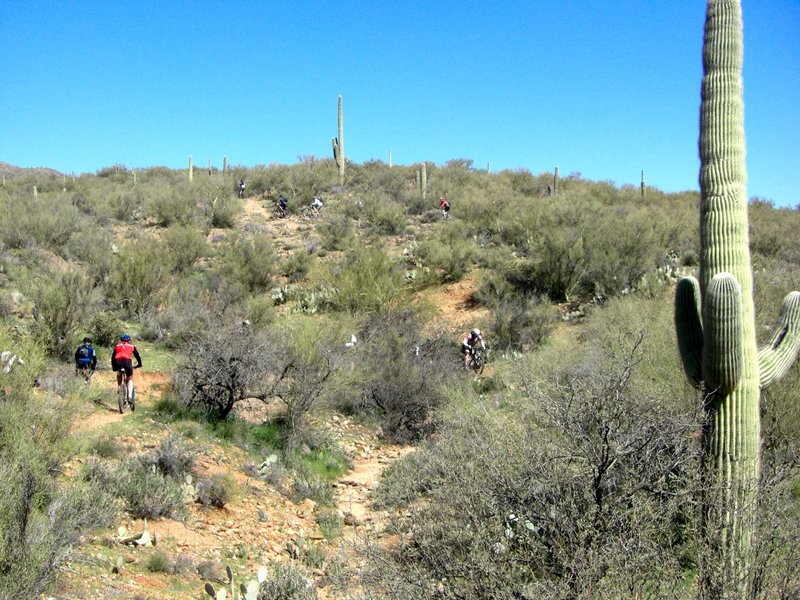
[471, 350, 485, 375]
[118, 378, 127, 414]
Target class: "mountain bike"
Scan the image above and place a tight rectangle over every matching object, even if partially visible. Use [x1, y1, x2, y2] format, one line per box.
[301, 205, 321, 220]
[117, 366, 138, 414]
[271, 205, 288, 219]
[468, 347, 486, 375]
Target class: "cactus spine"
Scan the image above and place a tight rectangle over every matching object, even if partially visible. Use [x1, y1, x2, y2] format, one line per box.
[675, 1, 800, 596]
[189, 155, 193, 183]
[332, 95, 344, 186]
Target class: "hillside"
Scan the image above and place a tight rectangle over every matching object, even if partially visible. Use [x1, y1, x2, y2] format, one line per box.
[1, 161, 799, 599]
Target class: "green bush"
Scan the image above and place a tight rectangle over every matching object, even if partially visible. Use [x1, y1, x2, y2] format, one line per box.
[195, 473, 234, 508]
[257, 562, 317, 600]
[82, 457, 185, 520]
[0, 331, 117, 598]
[107, 238, 172, 318]
[216, 233, 276, 294]
[324, 246, 406, 313]
[30, 267, 96, 357]
[89, 310, 124, 348]
[144, 184, 196, 226]
[162, 225, 208, 273]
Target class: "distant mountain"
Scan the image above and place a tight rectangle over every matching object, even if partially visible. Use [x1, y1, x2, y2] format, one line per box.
[0, 161, 63, 179]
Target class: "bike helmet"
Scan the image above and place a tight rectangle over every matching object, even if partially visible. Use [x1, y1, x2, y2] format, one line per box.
[83, 337, 92, 343]
[471, 328, 481, 336]
[120, 333, 131, 341]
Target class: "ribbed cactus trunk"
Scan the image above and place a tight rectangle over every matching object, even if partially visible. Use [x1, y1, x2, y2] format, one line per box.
[332, 95, 345, 186]
[421, 162, 427, 200]
[188, 155, 193, 183]
[675, 2, 800, 596]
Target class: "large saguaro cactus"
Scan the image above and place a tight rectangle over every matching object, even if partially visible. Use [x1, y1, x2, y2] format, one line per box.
[332, 95, 345, 186]
[674, 1, 800, 596]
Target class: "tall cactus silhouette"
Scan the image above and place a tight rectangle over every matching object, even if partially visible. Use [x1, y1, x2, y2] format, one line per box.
[675, 1, 800, 595]
[332, 95, 344, 186]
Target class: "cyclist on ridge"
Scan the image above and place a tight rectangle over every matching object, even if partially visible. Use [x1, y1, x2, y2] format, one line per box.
[277, 194, 289, 217]
[74, 336, 97, 376]
[438, 195, 451, 219]
[112, 333, 142, 405]
[462, 328, 486, 370]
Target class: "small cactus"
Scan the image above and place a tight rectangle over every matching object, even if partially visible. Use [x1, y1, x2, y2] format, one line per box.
[204, 563, 267, 600]
[332, 95, 345, 186]
[189, 155, 193, 183]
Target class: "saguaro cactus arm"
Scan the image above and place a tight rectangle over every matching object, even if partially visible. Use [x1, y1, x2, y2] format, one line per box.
[675, 276, 704, 388]
[758, 291, 800, 388]
[703, 272, 744, 394]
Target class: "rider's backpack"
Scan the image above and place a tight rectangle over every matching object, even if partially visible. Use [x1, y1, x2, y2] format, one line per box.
[77, 346, 92, 361]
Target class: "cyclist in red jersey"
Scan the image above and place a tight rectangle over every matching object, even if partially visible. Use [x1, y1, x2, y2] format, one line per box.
[112, 333, 142, 403]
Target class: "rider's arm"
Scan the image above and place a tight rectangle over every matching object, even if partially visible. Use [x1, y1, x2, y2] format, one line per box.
[133, 347, 143, 368]
[91, 349, 98, 368]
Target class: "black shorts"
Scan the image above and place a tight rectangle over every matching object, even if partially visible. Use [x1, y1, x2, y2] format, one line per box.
[113, 359, 134, 376]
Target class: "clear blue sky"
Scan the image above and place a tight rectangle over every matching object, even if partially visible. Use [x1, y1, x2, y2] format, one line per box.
[2, 1, 798, 207]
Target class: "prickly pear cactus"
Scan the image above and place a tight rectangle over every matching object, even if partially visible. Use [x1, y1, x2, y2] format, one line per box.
[675, 1, 800, 596]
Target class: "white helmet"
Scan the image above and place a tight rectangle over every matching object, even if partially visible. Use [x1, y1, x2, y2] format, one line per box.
[471, 328, 481, 336]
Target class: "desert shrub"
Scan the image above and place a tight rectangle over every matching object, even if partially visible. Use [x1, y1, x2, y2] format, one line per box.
[30, 267, 96, 357]
[580, 205, 660, 299]
[88, 436, 124, 459]
[317, 211, 355, 251]
[144, 184, 196, 226]
[148, 433, 196, 480]
[315, 507, 344, 541]
[282, 249, 314, 283]
[0, 195, 81, 252]
[0, 334, 118, 598]
[257, 562, 317, 600]
[89, 310, 123, 348]
[195, 473, 234, 508]
[413, 225, 477, 283]
[207, 193, 240, 228]
[340, 310, 454, 442]
[359, 195, 407, 235]
[324, 246, 406, 313]
[107, 238, 172, 318]
[216, 233, 275, 294]
[749, 199, 800, 263]
[173, 321, 273, 420]
[63, 223, 115, 282]
[145, 551, 174, 574]
[291, 464, 335, 506]
[82, 456, 185, 520]
[366, 319, 703, 598]
[162, 225, 208, 273]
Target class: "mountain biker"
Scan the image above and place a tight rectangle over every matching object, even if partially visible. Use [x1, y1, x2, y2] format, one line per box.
[237, 179, 246, 198]
[74, 337, 97, 375]
[462, 328, 486, 370]
[112, 333, 142, 406]
[311, 196, 323, 212]
[277, 195, 289, 217]
[438, 195, 450, 218]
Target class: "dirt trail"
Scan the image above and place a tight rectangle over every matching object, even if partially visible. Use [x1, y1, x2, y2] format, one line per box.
[58, 195, 489, 599]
